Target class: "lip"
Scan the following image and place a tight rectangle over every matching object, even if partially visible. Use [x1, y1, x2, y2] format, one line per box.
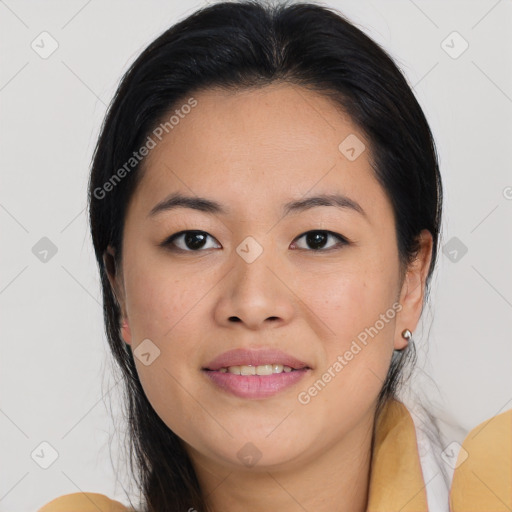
[202, 348, 312, 371]
[203, 368, 311, 399]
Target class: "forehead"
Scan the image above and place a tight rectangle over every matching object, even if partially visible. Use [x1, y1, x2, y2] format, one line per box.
[128, 83, 390, 222]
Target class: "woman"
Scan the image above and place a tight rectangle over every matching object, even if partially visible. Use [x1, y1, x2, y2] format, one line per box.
[38, 1, 511, 511]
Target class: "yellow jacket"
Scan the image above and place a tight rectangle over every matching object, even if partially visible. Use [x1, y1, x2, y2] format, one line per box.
[37, 399, 512, 511]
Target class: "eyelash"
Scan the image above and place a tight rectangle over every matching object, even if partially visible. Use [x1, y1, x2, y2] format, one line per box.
[160, 230, 350, 253]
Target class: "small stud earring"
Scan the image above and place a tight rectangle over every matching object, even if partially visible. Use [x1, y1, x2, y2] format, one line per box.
[394, 328, 412, 354]
[401, 328, 412, 340]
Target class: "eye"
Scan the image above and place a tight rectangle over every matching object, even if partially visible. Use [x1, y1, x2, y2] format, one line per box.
[291, 230, 349, 251]
[161, 229, 349, 253]
[162, 230, 221, 251]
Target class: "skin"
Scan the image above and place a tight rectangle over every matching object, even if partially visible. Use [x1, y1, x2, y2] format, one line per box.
[105, 82, 432, 512]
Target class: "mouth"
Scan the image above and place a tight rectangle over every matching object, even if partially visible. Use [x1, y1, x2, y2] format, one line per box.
[201, 348, 312, 398]
[202, 365, 312, 399]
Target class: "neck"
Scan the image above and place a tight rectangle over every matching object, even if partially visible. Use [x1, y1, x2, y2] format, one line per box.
[186, 409, 375, 512]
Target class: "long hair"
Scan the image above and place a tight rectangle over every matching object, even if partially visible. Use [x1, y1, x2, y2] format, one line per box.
[88, 1, 443, 510]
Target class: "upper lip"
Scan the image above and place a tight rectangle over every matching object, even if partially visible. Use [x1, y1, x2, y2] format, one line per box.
[203, 348, 311, 371]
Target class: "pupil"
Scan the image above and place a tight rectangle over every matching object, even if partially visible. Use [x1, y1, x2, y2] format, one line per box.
[186, 231, 206, 250]
[307, 231, 327, 249]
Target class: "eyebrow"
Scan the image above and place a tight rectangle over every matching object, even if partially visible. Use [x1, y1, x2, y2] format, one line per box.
[148, 192, 367, 219]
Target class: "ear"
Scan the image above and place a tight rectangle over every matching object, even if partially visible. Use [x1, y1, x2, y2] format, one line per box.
[395, 230, 433, 350]
[103, 245, 132, 345]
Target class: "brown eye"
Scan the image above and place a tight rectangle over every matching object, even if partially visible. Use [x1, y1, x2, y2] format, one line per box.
[163, 230, 221, 251]
[291, 230, 348, 251]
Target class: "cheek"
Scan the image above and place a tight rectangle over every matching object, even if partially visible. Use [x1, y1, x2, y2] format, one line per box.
[123, 250, 206, 343]
[296, 258, 398, 380]
[298, 254, 398, 328]
[292, 272, 396, 430]
[121, 253, 208, 438]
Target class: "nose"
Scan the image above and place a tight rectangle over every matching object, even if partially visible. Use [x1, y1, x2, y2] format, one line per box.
[213, 247, 296, 331]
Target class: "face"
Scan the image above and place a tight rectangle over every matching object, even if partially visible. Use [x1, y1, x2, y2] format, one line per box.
[106, 82, 432, 474]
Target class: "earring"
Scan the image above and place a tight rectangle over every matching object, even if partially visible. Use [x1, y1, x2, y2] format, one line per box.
[401, 329, 412, 340]
[394, 328, 412, 354]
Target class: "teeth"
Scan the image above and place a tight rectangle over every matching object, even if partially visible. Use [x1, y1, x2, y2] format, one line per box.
[218, 364, 295, 375]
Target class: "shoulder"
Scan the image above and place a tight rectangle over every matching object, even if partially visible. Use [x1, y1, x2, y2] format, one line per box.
[450, 407, 512, 510]
[38, 492, 133, 512]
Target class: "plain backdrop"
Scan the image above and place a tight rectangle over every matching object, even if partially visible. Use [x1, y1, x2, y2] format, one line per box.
[1, 0, 511, 510]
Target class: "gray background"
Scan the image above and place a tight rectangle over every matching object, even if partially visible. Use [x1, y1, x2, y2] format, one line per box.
[1, 0, 511, 510]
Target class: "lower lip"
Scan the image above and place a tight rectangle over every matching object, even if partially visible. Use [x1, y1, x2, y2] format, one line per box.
[202, 368, 310, 399]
